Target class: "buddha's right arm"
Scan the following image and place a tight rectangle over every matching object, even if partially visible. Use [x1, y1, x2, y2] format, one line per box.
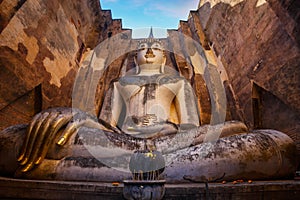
[110, 82, 124, 127]
[17, 107, 100, 173]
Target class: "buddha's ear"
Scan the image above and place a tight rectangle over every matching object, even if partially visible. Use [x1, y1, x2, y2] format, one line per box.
[133, 55, 140, 74]
[160, 55, 166, 73]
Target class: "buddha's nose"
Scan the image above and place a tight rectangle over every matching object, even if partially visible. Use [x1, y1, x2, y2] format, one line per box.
[145, 48, 155, 58]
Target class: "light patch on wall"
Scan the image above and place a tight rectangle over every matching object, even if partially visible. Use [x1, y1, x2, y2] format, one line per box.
[0, 16, 39, 65]
[43, 57, 72, 87]
[190, 51, 205, 74]
[205, 49, 218, 66]
[256, 0, 267, 7]
[25, 36, 39, 64]
[199, 0, 245, 8]
[0, 0, 45, 64]
[42, 5, 80, 88]
[80, 49, 94, 68]
[217, 55, 229, 81]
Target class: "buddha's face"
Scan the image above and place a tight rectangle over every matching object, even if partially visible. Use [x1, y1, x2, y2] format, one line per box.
[136, 41, 165, 66]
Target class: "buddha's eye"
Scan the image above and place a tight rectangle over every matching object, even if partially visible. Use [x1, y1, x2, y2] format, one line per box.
[151, 42, 162, 51]
[138, 43, 148, 50]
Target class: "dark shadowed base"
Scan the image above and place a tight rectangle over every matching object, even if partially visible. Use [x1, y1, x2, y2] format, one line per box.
[0, 177, 299, 200]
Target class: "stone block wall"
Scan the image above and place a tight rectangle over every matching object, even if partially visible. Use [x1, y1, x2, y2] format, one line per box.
[0, 0, 126, 130]
[1, 0, 299, 159]
[187, 0, 300, 154]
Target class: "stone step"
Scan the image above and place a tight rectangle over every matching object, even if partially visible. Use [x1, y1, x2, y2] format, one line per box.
[0, 177, 299, 200]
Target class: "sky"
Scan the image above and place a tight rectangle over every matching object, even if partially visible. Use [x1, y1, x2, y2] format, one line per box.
[100, 0, 199, 38]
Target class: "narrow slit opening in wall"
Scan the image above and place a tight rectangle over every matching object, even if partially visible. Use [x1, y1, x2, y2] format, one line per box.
[252, 82, 262, 129]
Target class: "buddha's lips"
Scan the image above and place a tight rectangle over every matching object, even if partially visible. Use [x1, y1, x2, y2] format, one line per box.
[146, 60, 154, 64]
[145, 54, 155, 58]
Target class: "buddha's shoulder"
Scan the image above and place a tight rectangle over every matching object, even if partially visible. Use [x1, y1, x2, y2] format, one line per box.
[116, 75, 145, 86]
[158, 74, 187, 84]
[115, 74, 188, 86]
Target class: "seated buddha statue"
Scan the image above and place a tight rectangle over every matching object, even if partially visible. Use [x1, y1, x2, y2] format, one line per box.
[0, 32, 297, 182]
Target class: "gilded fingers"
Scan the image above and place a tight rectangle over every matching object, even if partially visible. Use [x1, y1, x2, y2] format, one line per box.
[17, 113, 43, 162]
[34, 113, 73, 166]
[56, 117, 101, 146]
[18, 111, 73, 172]
[33, 113, 60, 165]
[18, 112, 50, 165]
[56, 121, 79, 146]
[17, 108, 98, 173]
[20, 113, 59, 172]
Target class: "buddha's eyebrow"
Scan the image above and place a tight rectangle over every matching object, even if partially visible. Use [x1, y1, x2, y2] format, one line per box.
[138, 43, 148, 48]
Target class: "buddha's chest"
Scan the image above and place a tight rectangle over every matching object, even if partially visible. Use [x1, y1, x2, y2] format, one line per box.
[118, 83, 177, 105]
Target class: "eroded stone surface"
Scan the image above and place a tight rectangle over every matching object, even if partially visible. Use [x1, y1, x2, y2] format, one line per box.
[0, 0, 299, 179]
[0, 0, 125, 130]
[195, 0, 300, 155]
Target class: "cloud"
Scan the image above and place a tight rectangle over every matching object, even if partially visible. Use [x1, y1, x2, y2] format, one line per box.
[130, 0, 149, 6]
[143, 0, 199, 19]
[100, 0, 199, 31]
[102, 0, 118, 3]
[116, 0, 152, 8]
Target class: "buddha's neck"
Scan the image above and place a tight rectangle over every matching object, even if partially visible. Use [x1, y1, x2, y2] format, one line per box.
[138, 64, 162, 76]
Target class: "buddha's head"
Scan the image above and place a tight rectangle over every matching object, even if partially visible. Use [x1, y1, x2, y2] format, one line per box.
[134, 28, 166, 74]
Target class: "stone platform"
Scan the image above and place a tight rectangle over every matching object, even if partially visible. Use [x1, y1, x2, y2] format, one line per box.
[0, 177, 299, 199]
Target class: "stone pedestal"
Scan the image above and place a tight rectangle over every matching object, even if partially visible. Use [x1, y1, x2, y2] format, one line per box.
[0, 177, 300, 200]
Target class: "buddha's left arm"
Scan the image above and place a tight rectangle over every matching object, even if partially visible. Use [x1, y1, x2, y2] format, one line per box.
[175, 79, 200, 129]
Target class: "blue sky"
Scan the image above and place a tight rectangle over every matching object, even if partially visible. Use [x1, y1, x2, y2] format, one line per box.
[100, 0, 199, 38]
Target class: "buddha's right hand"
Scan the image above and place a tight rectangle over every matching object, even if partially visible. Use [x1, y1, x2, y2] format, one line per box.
[17, 107, 99, 173]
